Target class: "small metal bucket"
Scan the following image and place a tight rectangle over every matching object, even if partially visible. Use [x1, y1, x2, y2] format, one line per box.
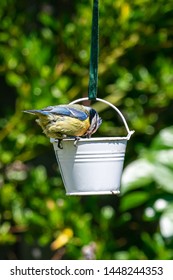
[51, 98, 134, 195]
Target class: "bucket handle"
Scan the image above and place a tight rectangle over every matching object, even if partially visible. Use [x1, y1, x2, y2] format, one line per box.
[70, 97, 135, 140]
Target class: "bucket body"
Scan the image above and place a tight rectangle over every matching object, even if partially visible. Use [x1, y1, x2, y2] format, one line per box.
[52, 137, 127, 195]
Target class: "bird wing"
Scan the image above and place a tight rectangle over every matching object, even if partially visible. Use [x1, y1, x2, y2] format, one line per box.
[39, 105, 88, 121]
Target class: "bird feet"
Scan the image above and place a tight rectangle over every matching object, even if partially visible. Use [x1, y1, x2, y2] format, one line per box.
[74, 137, 81, 147]
[58, 139, 63, 149]
[57, 137, 80, 148]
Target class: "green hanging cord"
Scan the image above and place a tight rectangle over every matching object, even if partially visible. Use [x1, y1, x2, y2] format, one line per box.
[88, 0, 99, 100]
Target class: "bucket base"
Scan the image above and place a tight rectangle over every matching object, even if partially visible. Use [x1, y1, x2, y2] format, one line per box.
[66, 190, 120, 196]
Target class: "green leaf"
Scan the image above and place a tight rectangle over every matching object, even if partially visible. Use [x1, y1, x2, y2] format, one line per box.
[153, 164, 173, 193]
[160, 205, 173, 238]
[121, 159, 154, 193]
[120, 191, 149, 212]
[152, 126, 173, 149]
[152, 149, 173, 168]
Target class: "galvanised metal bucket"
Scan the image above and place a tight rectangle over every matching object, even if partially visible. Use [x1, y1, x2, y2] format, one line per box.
[51, 98, 134, 195]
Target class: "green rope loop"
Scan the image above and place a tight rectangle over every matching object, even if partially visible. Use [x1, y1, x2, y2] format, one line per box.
[88, 0, 99, 100]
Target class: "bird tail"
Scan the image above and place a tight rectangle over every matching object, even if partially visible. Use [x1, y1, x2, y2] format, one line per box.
[23, 109, 48, 116]
[23, 109, 39, 115]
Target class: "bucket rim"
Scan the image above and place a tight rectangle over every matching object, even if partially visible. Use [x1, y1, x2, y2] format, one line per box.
[50, 136, 129, 143]
[66, 190, 120, 196]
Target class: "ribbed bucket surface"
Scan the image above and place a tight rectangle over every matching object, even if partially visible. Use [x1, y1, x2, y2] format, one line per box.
[53, 137, 127, 195]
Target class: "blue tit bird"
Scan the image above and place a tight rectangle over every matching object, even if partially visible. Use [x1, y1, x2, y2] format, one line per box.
[23, 104, 102, 148]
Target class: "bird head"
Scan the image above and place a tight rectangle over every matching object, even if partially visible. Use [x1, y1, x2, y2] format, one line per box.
[84, 107, 102, 137]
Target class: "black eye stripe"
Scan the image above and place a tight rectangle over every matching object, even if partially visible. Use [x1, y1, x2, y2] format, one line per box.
[89, 109, 96, 123]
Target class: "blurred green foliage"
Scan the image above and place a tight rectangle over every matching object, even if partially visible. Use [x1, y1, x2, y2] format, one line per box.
[1, 0, 173, 259]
